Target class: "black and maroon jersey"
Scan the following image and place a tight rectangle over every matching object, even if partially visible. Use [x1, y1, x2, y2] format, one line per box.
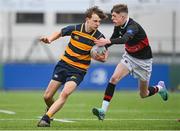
[107, 18, 152, 59]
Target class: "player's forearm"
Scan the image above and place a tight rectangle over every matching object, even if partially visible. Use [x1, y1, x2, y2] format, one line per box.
[110, 35, 129, 45]
[105, 37, 126, 48]
[48, 32, 61, 42]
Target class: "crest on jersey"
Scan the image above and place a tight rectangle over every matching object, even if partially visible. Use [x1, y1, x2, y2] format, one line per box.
[127, 29, 133, 35]
[74, 35, 79, 40]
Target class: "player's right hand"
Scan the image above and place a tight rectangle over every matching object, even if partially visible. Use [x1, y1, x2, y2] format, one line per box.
[92, 50, 109, 62]
[40, 37, 51, 44]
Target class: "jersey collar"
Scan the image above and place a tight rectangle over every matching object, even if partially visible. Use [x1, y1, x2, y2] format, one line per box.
[121, 16, 129, 29]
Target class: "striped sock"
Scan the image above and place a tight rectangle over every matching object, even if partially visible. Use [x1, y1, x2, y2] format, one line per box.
[102, 83, 116, 112]
[103, 83, 116, 102]
[148, 86, 159, 96]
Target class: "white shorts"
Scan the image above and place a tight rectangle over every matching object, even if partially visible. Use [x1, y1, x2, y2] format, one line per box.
[121, 52, 153, 81]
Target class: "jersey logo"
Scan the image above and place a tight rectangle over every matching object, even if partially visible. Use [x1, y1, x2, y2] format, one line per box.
[74, 35, 79, 40]
[127, 29, 133, 35]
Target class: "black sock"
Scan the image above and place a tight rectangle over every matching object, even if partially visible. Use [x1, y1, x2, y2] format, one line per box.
[148, 86, 159, 96]
[103, 83, 116, 102]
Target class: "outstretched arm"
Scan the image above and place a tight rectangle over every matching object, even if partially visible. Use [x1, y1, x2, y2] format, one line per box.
[94, 25, 139, 46]
[40, 32, 61, 44]
[94, 38, 111, 46]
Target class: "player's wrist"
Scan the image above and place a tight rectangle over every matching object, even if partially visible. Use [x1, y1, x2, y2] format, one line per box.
[47, 37, 52, 43]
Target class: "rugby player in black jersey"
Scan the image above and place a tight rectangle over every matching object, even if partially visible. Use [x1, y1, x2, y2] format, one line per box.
[92, 4, 168, 121]
[37, 6, 108, 127]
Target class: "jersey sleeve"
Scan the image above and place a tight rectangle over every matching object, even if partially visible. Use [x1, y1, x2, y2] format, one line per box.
[97, 33, 105, 39]
[61, 25, 76, 36]
[110, 26, 120, 39]
[110, 24, 139, 44]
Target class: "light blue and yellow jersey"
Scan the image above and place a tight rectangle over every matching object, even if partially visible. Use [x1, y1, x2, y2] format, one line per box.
[60, 23, 105, 71]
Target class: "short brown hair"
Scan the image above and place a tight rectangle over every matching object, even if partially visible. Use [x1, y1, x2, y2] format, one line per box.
[111, 4, 128, 14]
[85, 6, 108, 20]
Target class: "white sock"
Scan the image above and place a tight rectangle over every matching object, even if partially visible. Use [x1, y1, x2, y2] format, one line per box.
[101, 100, 110, 112]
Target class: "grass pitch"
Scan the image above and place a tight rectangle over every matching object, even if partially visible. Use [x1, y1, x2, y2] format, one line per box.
[0, 90, 180, 130]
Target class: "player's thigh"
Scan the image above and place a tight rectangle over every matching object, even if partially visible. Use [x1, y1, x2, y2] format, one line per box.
[111, 62, 129, 80]
[61, 81, 77, 96]
[44, 80, 62, 97]
[139, 79, 149, 94]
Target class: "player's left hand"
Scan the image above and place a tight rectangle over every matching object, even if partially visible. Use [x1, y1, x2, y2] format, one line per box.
[94, 38, 111, 46]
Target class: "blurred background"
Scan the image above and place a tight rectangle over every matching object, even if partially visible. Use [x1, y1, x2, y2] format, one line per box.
[0, 0, 180, 91]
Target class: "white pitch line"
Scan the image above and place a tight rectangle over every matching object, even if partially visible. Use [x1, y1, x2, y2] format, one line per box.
[0, 109, 16, 114]
[0, 118, 178, 121]
[53, 118, 75, 123]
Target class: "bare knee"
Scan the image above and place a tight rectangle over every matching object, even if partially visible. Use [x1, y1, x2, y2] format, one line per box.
[60, 91, 70, 100]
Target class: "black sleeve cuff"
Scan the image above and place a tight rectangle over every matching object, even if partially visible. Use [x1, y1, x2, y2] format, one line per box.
[110, 38, 120, 44]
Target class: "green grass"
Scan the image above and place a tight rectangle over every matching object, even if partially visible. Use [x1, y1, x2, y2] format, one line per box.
[0, 91, 180, 130]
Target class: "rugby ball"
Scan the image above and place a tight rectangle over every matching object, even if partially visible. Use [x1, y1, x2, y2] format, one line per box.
[90, 45, 106, 56]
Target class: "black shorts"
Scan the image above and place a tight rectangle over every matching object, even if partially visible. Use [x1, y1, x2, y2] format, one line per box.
[52, 60, 86, 86]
